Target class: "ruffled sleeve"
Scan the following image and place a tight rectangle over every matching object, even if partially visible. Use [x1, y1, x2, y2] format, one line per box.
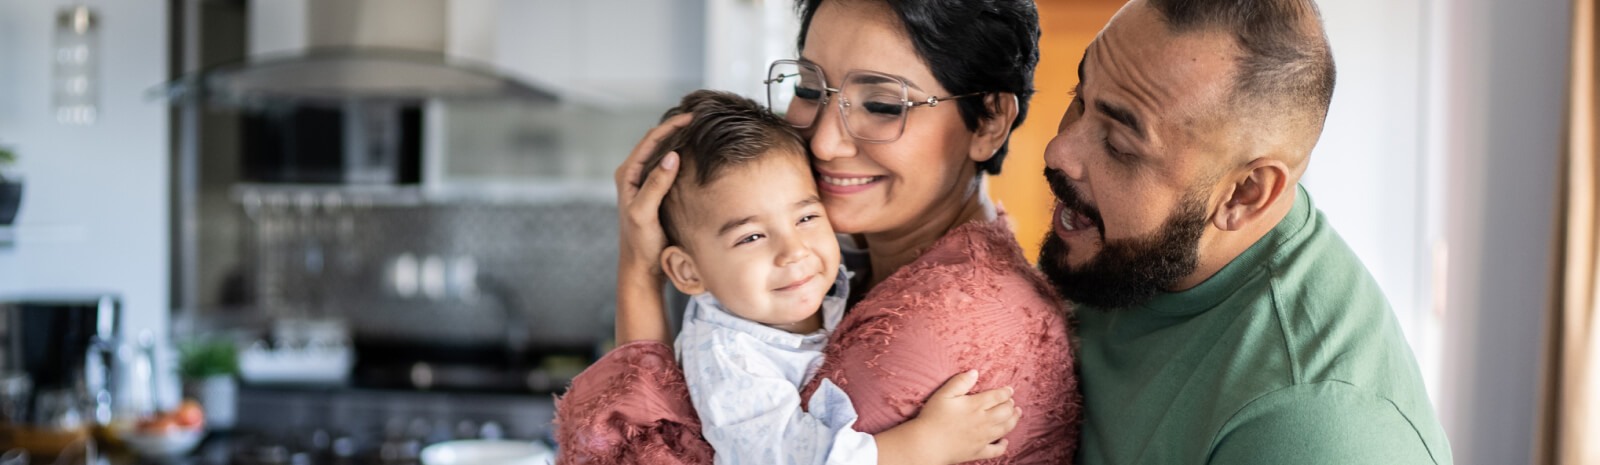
[553, 341, 714, 465]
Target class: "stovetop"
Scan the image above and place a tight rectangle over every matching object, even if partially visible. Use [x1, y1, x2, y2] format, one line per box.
[193, 385, 557, 465]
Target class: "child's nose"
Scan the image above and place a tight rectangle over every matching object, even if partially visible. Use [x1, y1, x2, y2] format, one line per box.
[775, 234, 813, 266]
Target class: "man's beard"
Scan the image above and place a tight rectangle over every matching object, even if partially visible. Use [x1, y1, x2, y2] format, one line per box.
[1037, 169, 1210, 310]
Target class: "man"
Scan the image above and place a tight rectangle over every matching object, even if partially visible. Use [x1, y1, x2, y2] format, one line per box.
[1037, 0, 1453, 463]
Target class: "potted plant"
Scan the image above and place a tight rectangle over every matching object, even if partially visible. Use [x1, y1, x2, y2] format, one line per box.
[178, 338, 239, 430]
[0, 145, 19, 226]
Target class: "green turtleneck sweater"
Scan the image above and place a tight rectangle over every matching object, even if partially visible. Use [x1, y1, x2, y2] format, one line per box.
[1074, 185, 1452, 464]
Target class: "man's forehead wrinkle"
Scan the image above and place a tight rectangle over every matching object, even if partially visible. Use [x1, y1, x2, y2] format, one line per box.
[1092, 26, 1169, 145]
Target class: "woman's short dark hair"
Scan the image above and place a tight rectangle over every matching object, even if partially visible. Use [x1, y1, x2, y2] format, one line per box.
[796, 0, 1040, 176]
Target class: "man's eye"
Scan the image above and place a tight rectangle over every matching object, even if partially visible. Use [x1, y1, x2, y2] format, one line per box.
[1102, 136, 1133, 163]
[736, 234, 765, 246]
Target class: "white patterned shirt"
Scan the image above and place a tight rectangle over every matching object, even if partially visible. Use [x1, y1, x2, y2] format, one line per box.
[674, 267, 876, 465]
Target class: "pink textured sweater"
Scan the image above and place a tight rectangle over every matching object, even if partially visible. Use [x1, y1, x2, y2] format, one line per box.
[554, 217, 1081, 464]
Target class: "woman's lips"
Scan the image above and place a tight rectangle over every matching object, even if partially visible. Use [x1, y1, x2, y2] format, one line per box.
[816, 170, 883, 195]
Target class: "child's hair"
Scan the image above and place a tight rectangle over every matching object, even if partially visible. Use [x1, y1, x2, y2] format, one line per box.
[640, 90, 809, 247]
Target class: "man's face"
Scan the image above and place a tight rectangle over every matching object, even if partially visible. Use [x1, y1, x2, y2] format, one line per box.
[1038, 1, 1240, 309]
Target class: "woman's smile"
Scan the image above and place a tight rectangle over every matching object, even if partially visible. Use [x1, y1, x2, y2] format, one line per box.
[815, 169, 885, 195]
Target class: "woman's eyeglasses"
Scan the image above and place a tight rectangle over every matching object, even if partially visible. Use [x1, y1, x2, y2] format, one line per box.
[764, 59, 983, 143]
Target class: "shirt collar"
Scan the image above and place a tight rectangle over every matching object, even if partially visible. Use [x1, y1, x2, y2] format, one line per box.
[1129, 183, 1315, 316]
[686, 266, 852, 349]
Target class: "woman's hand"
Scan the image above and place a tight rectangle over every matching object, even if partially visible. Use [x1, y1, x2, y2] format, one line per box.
[613, 113, 691, 345]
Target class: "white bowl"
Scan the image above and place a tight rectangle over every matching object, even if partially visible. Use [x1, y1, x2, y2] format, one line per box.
[420, 440, 553, 465]
[122, 428, 204, 458]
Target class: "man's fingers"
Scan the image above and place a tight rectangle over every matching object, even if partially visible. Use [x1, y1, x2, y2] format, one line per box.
[932, 370, 980, 399]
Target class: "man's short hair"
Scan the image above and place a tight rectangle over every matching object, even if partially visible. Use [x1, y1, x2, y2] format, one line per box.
[1147, 0, 1337, 124]
[640, 90, 809, 247]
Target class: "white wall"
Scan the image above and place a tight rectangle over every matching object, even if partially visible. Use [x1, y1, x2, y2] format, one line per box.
[1429, 0, 1569, 462]
[1293, 1, 1568, 462]
[1305, 0, 1439, 393]
[703, 0, 800, 100]
[0, 1, 170, 340]
[494, 0, 705, 105]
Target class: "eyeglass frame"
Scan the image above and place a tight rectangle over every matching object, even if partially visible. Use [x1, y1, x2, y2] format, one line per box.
[763, 59, 985, 143]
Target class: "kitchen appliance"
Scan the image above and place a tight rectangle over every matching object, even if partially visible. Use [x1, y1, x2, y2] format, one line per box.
[419, 439, 551, 465]
[0, 180, 20, 226]
[0, 294, 119, 460]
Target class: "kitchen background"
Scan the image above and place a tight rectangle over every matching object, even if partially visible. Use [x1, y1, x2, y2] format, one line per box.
[0, 0, 1573, 464]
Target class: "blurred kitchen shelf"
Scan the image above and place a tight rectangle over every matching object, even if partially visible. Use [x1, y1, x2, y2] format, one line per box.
[230, 181, 616, 208]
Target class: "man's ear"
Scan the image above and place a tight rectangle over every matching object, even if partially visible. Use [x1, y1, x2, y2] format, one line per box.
[661, 245, 706, 295]
[1212, 158, 1291, 232]
[969, 93, 1020, 163]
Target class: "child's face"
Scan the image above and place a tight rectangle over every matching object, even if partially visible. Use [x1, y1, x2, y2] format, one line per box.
[661, 151, 842, 333]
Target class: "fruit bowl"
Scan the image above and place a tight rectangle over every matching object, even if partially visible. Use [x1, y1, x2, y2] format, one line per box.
[122, 428, 204, 459]
[119, 400, 207, 458]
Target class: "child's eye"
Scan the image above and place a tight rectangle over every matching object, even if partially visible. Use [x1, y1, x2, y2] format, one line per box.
[735, 233, 765, 246]
[798, 214, 820, 225]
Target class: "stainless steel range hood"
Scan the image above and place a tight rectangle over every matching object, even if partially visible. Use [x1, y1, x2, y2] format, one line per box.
[155, 0, 556, 107]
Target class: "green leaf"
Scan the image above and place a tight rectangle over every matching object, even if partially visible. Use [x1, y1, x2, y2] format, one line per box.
[0, 147, 14, 165]
[178, 338, 239, 379]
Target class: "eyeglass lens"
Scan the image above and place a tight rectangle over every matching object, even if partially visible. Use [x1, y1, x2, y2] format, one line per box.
[767, 61, 910, 143]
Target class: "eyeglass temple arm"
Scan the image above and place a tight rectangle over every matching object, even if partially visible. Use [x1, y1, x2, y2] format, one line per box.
[762, 75, 843, 96]
[907, 91, 987, 108]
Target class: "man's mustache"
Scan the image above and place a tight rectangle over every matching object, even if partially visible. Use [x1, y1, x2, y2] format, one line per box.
[1044, 168, 1104, 232]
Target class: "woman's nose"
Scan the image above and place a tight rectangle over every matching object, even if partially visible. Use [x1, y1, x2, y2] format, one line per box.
[808, 100, 857, 162]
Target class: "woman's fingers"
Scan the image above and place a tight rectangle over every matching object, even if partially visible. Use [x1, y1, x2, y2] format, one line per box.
[629, 152, 678, 217]
[932, 370, 980, 399]
[616, 113, 695, 198]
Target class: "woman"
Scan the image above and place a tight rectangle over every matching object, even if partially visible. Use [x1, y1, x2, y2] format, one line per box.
[555, 1, 1079, 463]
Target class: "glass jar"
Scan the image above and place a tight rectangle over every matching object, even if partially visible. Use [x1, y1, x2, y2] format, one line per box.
[53, 6, 99, 125]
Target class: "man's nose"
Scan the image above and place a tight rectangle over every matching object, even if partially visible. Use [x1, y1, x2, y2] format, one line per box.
[1044, 110, 1087, 181]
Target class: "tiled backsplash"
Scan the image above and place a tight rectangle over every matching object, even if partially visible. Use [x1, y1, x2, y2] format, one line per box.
[233, 188, 618, 348]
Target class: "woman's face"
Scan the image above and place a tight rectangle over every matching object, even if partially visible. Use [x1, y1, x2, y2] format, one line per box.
[798, 0, 987, 235]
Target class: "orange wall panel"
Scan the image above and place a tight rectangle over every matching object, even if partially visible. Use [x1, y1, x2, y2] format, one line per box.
[992, 0, 1125, 263]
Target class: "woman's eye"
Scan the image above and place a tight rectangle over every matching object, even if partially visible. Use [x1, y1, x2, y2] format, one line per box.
[862, 100, 905, 116]
[736, 233, 765, 246]
[794, 86, 823, 101]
